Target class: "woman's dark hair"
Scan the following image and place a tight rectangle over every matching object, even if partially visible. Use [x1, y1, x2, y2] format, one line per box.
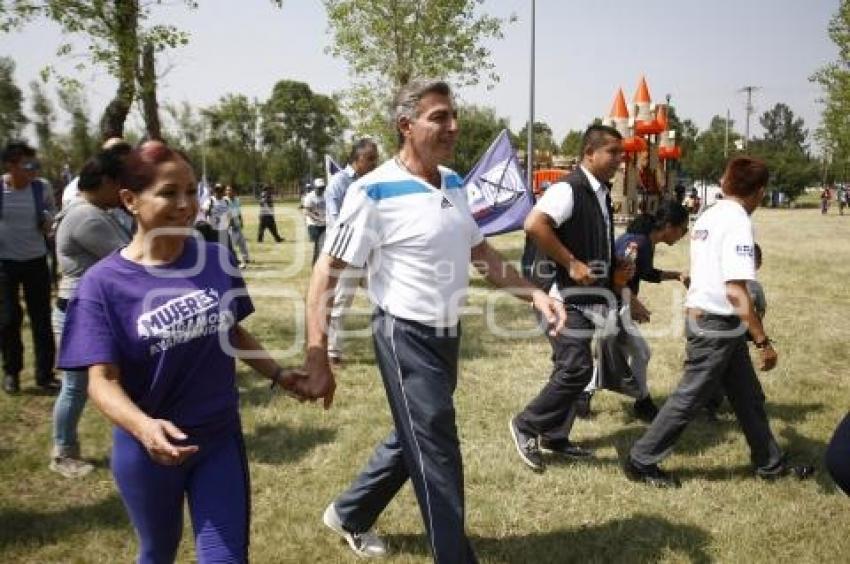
[118, 141, 191, 193]
[78, 143, 132, 192]
[626, 200, 689, 235]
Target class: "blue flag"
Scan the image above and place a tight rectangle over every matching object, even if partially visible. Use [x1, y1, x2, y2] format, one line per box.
[325, 154, 342, 186]
[464, 129, 532, 236]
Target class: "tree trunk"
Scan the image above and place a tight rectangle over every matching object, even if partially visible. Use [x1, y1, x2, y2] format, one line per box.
[99, 0, 139, 141]
[139, 42, 162, 141]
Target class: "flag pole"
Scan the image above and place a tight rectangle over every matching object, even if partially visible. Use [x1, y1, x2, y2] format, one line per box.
[526, 0, 535, 198]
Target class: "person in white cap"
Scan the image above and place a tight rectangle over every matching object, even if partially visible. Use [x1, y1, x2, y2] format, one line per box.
[301, 178, 327, 265]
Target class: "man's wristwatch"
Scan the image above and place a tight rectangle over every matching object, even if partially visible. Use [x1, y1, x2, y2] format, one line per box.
[754, 337, 772, 349]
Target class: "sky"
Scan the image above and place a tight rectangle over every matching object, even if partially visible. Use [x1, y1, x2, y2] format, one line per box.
[1, 0, 840, 147]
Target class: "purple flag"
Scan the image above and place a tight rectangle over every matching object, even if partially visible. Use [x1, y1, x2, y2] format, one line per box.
[325, 154, 342, 186]
[464, 129, 532, 236]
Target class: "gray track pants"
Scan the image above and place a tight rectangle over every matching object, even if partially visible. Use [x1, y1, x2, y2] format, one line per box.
[333, 309, 477, 564]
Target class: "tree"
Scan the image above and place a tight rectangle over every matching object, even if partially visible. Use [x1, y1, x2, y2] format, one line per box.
[516, 121, 557, 154]
[262, 80, 346, 183]
[29, 80, 66, 182]
[759, 103, 808, 151]
[665, 106, 698, 180]
[0, 1, 271, 139]
[0, 57, 26, 144]
[448, 105, 509, 176]
[203, 94, 264, 187]
[57, 83, 94, 169]
[322, 0, 514, 148]
[811, 0, 850, 181]
[749, 103, 817, 201]
[559, 130, 583, 158]
[683, 115, 740, 184]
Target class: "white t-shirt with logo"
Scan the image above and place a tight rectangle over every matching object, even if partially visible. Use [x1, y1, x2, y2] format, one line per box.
[685, 199, 757, 316]
[323, 159, 484, 327]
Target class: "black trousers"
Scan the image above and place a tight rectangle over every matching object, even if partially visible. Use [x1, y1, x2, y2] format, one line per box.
[515, 307, 595, 437]
[1, 256, 55, 383]
[827, 412, 850, 495]
[308, 225, 326, 265]
[257, 215, 282, 242]
[334, 310, 477, 564]
[630, 314, 783, 471]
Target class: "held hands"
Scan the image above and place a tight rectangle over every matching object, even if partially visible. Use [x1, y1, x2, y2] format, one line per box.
[679, 271, 691, 288]
[532, 289, 567, 337]
[270, 367, 311, 401]
[136, 418, 199, 466]
[297, 347, 337, 409]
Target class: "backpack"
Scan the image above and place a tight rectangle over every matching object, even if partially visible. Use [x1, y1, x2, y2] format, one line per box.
[0, 177, 49, 228]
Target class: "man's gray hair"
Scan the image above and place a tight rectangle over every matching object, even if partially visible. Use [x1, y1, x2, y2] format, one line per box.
[392, 79, 453, 147]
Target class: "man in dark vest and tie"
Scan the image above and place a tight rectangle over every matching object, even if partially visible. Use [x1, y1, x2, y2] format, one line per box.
[510, 124, 632, 472]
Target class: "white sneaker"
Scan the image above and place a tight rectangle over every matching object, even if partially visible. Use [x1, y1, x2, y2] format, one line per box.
[49, 456, 94, 478]
[322, 503, 387, 558]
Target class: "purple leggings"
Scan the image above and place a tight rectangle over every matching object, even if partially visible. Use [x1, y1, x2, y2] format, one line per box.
[111, 427, 250, 564]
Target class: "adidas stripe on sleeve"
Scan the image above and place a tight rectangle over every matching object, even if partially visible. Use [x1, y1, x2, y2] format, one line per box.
[322, 186, 380, 267]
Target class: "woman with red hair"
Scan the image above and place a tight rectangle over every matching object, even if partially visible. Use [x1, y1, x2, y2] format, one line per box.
[58, 141, 304, 563]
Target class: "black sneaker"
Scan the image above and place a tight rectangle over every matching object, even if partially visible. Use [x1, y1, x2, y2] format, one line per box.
[756, 460, 816, 481]
[509, 418, 544, 473]
[539, 438, 594, 459]
[2, 374, 19, 394]
[633, 396, 659, 423]
[623, 457, 681, 488]
[575, 391, 593, 419]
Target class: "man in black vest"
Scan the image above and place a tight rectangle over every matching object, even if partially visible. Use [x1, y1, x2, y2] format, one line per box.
[510, 125, 631, 472]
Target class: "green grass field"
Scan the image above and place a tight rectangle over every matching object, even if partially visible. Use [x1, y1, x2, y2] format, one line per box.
[2, 203, 850, 563]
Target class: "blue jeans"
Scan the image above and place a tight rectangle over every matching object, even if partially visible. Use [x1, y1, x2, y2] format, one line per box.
[52, 306, 88, 457]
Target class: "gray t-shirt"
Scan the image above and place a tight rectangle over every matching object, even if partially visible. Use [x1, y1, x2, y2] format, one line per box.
[56, 201, 131, 299]
[0, 183, 51, 260]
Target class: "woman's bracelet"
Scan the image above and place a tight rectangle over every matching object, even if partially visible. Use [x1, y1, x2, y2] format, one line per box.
[269, 366, 284, 390]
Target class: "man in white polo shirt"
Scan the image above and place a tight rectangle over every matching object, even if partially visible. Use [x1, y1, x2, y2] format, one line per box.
[625, 156, 813, 487]
[301, 79, 565, 562]
[324, 138, 379, 365]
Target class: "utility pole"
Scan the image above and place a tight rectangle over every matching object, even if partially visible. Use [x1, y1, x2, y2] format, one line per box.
[738, 85, 760, 150]
[724, 108, 730, 158]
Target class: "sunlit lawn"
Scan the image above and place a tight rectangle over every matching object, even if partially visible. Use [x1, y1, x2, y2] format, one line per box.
[2, 203, 850, 563]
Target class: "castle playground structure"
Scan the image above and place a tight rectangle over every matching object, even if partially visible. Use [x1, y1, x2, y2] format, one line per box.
[604, 75, 682, 218]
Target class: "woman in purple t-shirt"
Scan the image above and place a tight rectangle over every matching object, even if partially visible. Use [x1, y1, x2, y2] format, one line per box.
[58, 141, 304, 563]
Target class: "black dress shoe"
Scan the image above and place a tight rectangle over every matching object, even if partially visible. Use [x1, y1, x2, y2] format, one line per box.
[2, 374, 19, 394]
[36, 377, 61, 393]
[633, 396, 659, 423]
[539, 438, 594, 459]
[509, 417, 544, 473]
[756, 460, 816, 481]
[624, 457, 681, 488]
